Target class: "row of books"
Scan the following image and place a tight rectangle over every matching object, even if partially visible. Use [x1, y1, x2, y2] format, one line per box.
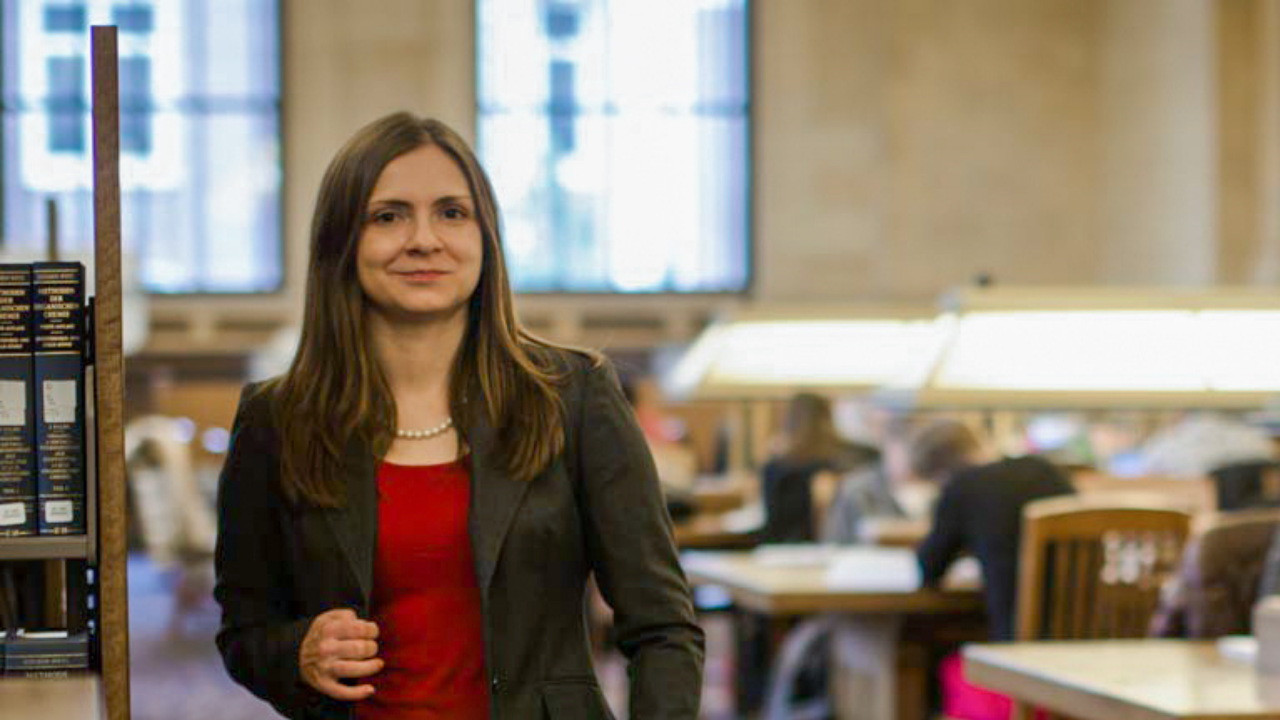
[0, 262, 87, 537]
[0, 630, 89, 678]
[0, 556, 92, 679]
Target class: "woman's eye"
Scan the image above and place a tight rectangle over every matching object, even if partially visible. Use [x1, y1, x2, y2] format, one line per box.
[370, 210, 399, 225]
[440, 206, 469, 221]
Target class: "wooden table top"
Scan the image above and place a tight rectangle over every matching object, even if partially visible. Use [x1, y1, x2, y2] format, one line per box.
[964, 640, 1280, 720]
[673, 514, 758, 549]
[681, 548, 982, 616]
[690, 485, 747, 513]
[0, 676, 101, 720]
[856, 517, 931, 547]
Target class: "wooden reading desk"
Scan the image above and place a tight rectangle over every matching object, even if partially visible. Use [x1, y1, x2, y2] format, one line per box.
[683, 548, 985, 720]
[964, 639, 1280, 720]
[674, 514, 758, 549]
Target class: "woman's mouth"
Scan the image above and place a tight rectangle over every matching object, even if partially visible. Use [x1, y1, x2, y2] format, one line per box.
[397, 269, 448, 282]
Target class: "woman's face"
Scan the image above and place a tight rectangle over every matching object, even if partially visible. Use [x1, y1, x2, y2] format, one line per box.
[356, 143, 484, 323]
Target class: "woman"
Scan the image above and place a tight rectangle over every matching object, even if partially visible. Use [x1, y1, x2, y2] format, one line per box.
[759, 393, 878, 543]
[214, 113, 704, 720]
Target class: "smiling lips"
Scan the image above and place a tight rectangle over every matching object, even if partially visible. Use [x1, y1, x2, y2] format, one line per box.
[394, 269, 449, 282]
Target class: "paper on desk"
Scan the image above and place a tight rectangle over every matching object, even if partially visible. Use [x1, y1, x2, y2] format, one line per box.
[1217, 635, 1258, 665]
[720, 501, 764, 533]
[824, 547, 922, 592]
[752, 543, 839, 567]
[942, 556, 982, 587]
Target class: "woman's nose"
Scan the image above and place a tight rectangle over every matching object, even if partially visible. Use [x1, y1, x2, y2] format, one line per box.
[406, 217, 444, 252]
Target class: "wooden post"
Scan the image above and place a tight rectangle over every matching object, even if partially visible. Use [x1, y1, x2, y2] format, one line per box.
[91, 25, 129, 720]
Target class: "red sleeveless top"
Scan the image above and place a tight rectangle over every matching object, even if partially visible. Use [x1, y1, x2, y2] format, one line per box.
[355, 457, 489, 720]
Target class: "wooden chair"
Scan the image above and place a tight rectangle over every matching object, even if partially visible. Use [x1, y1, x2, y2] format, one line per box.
[1070, 472, 1217, 517]
[1150, 508, 1280, 638]
[1012, 496, 1191, 720]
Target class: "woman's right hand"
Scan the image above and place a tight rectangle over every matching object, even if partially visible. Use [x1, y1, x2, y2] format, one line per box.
[299, 608, 383, 701]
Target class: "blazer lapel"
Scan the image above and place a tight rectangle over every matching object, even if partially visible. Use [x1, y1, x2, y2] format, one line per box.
[320, 437, 378, 606]
[466, 411, 533, 600]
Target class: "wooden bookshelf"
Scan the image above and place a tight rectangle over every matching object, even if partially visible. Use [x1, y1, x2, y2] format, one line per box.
[0, 538, 90, 562]
[0, 676, 101, 720]
[0, 25, 130, 720]
[91, 25, 130, 720]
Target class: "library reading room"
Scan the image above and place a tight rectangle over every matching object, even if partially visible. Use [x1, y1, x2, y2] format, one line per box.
[4, 1, 1280, 720]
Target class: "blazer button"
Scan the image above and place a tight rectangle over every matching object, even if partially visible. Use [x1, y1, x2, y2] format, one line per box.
[491, 675, 503, 694]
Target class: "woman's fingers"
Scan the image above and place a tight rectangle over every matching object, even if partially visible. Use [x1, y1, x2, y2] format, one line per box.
[318, 609, 378, 638]
[331, 658, 384, 679]
[334, 618, 380, 640]
[320, 637, 378, 659]
[314, 676, 375, 702]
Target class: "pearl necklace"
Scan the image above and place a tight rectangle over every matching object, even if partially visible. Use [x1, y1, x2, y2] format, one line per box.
[394, 417, 453, 440]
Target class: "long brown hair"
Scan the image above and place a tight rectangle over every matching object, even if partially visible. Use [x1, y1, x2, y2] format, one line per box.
[266, 112, 586, 506]
[780, 393, 844, 464]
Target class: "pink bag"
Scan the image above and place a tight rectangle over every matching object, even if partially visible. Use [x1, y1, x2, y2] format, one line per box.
[940, 652, 1047, 720]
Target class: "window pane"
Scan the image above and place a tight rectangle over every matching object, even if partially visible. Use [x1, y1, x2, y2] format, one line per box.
[43, 4, 86, 33]
[477, 0, 750, 293]
[119, 56, 151, 153]
[1, 0, 282, 294]
[113, 5, 154, 34]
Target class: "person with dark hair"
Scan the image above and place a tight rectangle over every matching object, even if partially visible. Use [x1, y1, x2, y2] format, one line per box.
[911, 419, 1074, 720]
[759, 393, 879, 543]
[213, 113, 703, 720]
[912, 418, 1074, 641]
[736, 393, 879, 713]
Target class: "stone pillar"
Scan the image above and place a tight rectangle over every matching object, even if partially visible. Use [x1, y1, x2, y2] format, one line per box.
[1253, 0, 1280, 283]
[1097, 0, 1217, 284]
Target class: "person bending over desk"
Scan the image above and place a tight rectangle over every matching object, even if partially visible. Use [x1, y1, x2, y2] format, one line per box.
[912, 419, 1074, 641]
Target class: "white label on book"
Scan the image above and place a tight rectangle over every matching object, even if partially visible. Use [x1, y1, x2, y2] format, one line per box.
[42, 380, 77, 424]
[0, 380, 26, 426]
[44, 500, 73, 524]
[0, 502, 26, 526]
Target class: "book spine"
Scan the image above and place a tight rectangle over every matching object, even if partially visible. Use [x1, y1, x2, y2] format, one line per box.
[0, 265, 35, 538]
[5, 653, 89, 670]
[33, 263, 86, 536]
[6, 668, 87, 679]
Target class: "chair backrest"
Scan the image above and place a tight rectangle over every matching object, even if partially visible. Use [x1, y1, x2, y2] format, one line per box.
[124, 415, 217, 564]
[1015, 495, 1191, 641]
[1152, 508, 1280, 638]
[1071, 472, 1217, 516]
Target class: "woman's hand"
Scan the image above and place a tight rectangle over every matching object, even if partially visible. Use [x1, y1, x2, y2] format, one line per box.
[299, 608, 383, 701]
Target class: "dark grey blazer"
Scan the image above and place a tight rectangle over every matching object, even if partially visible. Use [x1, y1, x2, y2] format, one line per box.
[213, 353, 704, 719]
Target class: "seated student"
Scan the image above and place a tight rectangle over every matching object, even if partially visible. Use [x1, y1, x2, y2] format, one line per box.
[913, 418, 1075, 640]
[820, 464, 906, 544]
[911, 419, 1074, 720]
[735, 393, 878, 713]
[821, 415, 940, 544]
[1150, 511, 1280, 638]
[760, 393, 879, 544]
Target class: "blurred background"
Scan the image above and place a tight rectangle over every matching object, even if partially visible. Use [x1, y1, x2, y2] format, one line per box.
[4, 0, 1280, 718]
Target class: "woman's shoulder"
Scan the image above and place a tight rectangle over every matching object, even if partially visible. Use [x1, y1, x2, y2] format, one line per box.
[524, 342, 610, 385]
[229, 379, 282, 443]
